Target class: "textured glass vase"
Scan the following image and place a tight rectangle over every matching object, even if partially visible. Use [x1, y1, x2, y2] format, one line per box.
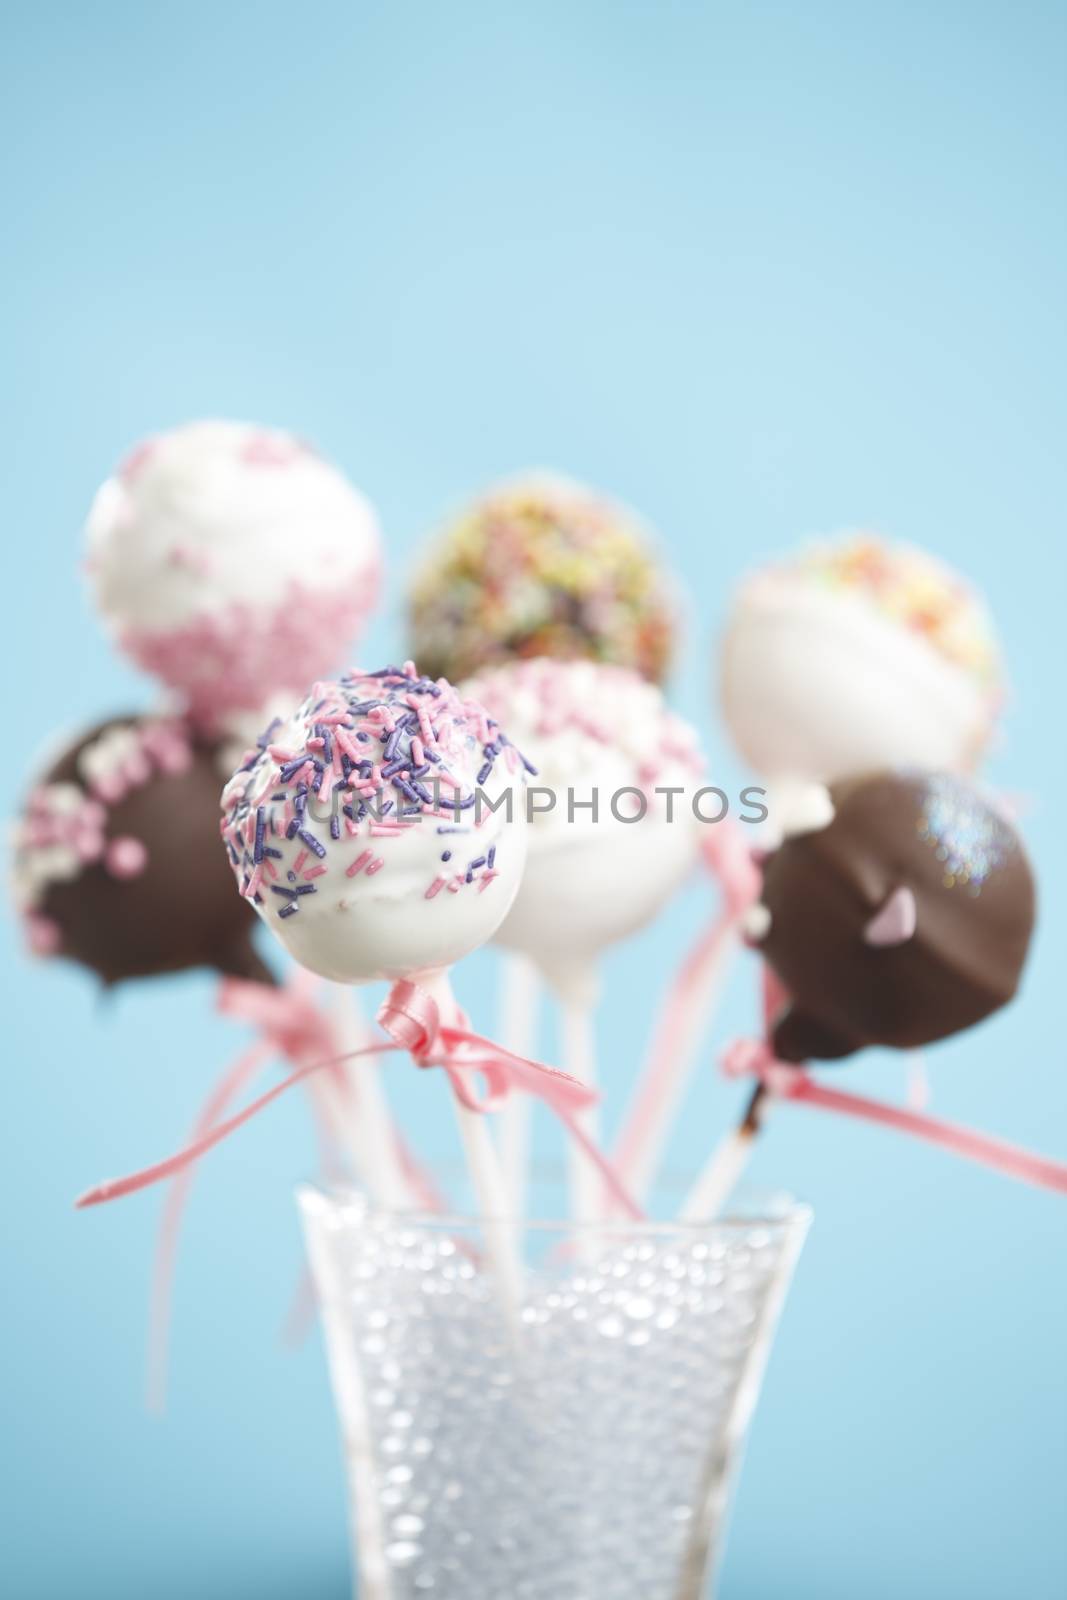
[300, 1187, 810, 1600]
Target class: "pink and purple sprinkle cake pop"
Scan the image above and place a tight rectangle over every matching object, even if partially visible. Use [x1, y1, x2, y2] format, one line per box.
[220, 664, 530, 984]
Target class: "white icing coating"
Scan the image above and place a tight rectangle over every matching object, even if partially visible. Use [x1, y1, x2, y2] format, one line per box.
[220, 667, 528, 985]
[720, 543, 1002, 785]
[86, 419, 380, 632]
[462, 660, 704, 992]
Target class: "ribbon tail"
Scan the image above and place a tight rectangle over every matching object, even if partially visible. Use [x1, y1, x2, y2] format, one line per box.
[146, 1039, 274, 1411]
[793, 1080, 1067, 1195]
[76, 1041, 400, 1209]
[552, 1102, 644, 1221]
[611, 908, 740, 1198]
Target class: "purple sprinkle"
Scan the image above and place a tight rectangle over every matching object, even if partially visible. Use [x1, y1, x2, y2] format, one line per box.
[294, 883, 317, 896]
[278, 903, 299, 919]
[476, 762, 492, 785]
[487, 845, 496, 869]
[330, 815, 341, 840]
[381, 757, 406, 778]
[441, 850, 452, 861]
[253, 807, 266, 863]
[287, 870, 297, 882]
[264, 846, 282, 859]
[271, 885, 298, 900]
[468, 856, 486, 872]
[285, 818, 300, 840]
[298, 828, 327, 858]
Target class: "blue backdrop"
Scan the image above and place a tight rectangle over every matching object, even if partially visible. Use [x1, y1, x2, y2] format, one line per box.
[2, 4, 1065, 1596]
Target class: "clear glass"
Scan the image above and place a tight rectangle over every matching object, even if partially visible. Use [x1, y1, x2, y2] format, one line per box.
[299, 1186, 810, 1600]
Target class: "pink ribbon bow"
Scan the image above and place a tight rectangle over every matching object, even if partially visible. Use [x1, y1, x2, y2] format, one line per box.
[720, 1034, 1067, 1196]
[77, 980, 643, 1221]
[376, 982, 642, 1218]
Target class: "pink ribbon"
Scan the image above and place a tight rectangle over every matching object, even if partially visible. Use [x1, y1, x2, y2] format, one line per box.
[77, 980, 643, 1221]
[377, 982, 643, 1219]
[612, 818, 762, 1197]
[721, 1036, 1067, 1196]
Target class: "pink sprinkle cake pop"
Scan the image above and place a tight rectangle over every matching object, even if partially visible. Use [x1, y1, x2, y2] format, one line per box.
[86, 420, 382, 729]
[13, 714, 264, 984]
[464, 659, 705, 989]
[220, 664, 529, 984]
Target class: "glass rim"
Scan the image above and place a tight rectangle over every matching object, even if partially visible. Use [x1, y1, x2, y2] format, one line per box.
[297, 1180, 813, 1237]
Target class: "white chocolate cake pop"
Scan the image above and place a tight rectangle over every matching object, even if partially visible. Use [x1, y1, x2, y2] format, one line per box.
[463, 659, 704, 992]
[86, 420, 381, 728]
[220, 665, 528, 985]
[720, 533, 1003, 787]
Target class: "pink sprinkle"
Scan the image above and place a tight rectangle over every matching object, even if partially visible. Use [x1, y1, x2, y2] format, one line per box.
[119, 440, 155, 482]
[370, 823, 403, 836]
[344, 817, 363, 837]
[303, 864, 327, 880]
[478, 870, 500, 892]
[346, 850, 372, 877]
[366, 857, 385, 876]
[446, 878, 461, 894]
[244, 863, 264, 898]
[425, 877, 446, 899]
[306, 737, 325, 751]
[268, 745, 295, 762]
[25, 914, 61, 956]
[403, 660, 417, 678]
[263, 858, 279, 880]
[410, 736, 425, 767]
[105, 836, 148, 880]
[292, 849, 309, 875]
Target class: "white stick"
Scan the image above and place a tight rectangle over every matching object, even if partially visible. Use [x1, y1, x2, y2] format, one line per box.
[613, 918, 740, 1210]
[331, 986, 410, 1212]
[559, 988, 601, 1226]
[423, 970, 524, 1319]
[495, 952, 541, 1219]
[679, 1124, 757, 1222]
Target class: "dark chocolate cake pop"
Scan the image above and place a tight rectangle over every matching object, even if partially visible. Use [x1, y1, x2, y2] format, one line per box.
[749, 770, 1035, 1062]
[12, 714, 266, 984]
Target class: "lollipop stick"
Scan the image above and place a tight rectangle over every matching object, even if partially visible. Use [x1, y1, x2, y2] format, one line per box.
[424, 971, 524, 1318]
[680, 1085, 767, 1221]
[559, 988, 600, 1226]
[331, 987, 410, 1212]
[495, 953, 540, 1219]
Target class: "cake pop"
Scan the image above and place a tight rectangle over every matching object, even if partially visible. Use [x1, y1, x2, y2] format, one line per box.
[463, 658, 704, 1223]
[85, 420, 381, 728]
[408, 472, 677, 685]
[750, 769, 1035, 1062]
[13, 714, 264, 984]
[220, 664, 529, 985]
[720, 533, 1003, 786]
[463, 659, 703, 992]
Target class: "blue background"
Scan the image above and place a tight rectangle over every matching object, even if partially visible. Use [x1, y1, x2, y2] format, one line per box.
[2, 3, 1065, 1596]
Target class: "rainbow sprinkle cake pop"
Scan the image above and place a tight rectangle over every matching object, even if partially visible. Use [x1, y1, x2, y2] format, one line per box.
[720, 533, 1003, 786]
[464, 659, 704, 991]
[408, 472, 676, 686]
[220, 664, 529, 985]
[86, 420, 381, 729]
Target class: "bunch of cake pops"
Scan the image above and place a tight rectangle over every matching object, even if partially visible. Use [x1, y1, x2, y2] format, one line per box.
[15, 437, 1067, 1359]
